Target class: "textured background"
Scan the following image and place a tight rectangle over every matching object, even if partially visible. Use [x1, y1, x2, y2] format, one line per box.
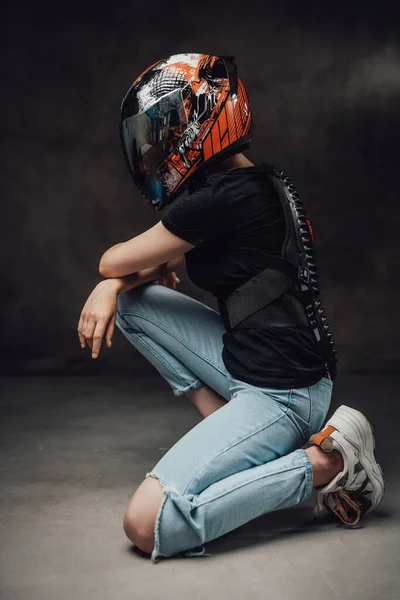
[1, 0, 399, 375]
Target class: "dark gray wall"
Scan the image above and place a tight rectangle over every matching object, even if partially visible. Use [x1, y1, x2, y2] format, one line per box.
[1, 0, 399, 375]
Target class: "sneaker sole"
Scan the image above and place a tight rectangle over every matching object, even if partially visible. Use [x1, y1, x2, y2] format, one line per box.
[327, 405, 384, 513]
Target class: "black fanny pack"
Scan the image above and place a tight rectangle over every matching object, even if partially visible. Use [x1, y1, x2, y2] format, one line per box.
[222, 164, 337, 380]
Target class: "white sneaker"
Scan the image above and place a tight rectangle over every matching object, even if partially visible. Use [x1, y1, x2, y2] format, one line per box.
[309, 405, 384, 526]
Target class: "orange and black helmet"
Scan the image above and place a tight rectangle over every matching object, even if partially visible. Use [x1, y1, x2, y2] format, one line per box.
[120, 53, 254, 210]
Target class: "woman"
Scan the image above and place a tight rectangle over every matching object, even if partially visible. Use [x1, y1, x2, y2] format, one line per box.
[77, 54, 384, 562]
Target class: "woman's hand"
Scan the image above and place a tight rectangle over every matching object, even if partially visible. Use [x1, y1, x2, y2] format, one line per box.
[77, 279, 122, 359]
[152, 270, 180, 290]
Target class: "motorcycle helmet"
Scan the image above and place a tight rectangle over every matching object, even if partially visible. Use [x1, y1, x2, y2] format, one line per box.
[120, 53, 254, 210]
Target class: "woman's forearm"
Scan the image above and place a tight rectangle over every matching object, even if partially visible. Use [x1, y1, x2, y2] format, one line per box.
[108, 256, 186, 294]
[111, 266, 163, 294]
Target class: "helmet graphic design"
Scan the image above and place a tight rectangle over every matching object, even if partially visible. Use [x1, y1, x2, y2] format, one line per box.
[120, 53, 253, 210]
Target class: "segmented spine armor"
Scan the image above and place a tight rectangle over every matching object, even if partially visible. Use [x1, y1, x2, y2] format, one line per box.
[278, 169, 338, 379]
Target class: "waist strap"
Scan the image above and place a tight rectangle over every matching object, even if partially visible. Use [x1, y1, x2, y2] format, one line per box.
[223, 268, 312, 330]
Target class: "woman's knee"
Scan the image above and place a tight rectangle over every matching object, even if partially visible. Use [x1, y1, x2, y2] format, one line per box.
[116, 284, 163, 330]
[116, 286, 148, 332]
[123, 477, 165, 554]
[117, 285, 146, 314]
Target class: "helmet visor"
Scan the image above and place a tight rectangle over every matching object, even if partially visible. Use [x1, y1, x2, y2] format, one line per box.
[121, 88, 188, 205]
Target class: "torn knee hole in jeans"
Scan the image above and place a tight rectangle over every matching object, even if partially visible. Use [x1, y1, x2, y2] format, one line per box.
[144, 472, 177, 563]
[144, 473, 210, 562]
[145, 472, 178, 495]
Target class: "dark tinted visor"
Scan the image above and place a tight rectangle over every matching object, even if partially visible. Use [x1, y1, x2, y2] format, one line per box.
[121, 88, 188, 204]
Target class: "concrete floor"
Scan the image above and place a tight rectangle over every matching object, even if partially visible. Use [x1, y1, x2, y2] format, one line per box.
[0, 373, 399, 600]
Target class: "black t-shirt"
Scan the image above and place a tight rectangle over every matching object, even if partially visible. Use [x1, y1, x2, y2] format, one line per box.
[161, 165, 327, 389]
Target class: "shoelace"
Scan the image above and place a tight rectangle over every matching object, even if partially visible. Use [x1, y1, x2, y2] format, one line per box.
[323, 480, 372, 526]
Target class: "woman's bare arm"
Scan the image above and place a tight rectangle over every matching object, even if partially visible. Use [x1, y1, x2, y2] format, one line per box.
[111, 255, 186, 294]
[99, 221, 193, 278]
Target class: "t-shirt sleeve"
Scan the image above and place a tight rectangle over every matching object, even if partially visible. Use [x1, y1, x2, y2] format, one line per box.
[161, 181, 229, 248]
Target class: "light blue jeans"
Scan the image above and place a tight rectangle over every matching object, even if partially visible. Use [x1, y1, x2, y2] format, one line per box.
[116, 283, 333, 562]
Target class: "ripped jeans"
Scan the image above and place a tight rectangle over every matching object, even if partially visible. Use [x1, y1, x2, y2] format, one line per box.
[116, 283, 333, 562]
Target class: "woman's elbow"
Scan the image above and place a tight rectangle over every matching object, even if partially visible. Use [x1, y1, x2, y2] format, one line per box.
[99, 255, 117, 278]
